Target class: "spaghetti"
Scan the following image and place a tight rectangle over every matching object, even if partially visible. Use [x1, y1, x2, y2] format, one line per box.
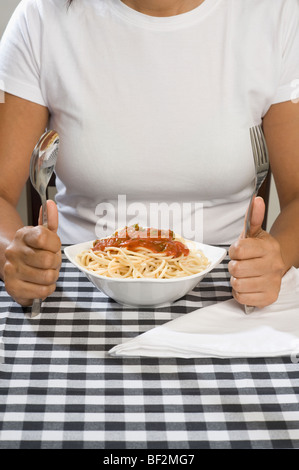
[76, 224, 210, 279]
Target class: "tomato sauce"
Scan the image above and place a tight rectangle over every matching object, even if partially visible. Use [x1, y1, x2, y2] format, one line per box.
[93, 225, 189, 258]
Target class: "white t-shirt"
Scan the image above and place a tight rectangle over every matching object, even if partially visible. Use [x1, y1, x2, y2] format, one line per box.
[1, 0, 299, 244]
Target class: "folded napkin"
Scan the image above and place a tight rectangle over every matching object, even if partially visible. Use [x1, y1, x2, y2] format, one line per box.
[109, 267, 299, 358]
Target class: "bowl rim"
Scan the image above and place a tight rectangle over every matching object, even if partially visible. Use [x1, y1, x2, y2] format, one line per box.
[64, 240, 227, 284]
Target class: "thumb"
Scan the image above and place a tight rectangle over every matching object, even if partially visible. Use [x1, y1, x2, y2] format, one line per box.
[247, 196, 265, 238]
[38, 200, 59, 233]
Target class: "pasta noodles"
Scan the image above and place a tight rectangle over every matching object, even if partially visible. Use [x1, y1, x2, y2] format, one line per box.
[76, 225, 210, 279]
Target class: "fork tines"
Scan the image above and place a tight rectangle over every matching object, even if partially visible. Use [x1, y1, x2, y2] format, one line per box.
[250, 125, 269, 167]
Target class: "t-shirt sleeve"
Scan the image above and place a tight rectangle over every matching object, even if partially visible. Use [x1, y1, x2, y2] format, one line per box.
[0, 0, 47, 107]
[272, 0, 299, 105]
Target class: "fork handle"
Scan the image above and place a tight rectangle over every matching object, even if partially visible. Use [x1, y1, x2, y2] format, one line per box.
[29, 195, 48, 320]
[244, 193, 257, 314]
[244, 193, 256, 238]
[42, 195, 48, 227]
[245, 305, 255, 315]
[30, 298, 42, 318]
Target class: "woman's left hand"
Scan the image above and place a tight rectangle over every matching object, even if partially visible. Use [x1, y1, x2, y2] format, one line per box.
[228, 197, 287, 308]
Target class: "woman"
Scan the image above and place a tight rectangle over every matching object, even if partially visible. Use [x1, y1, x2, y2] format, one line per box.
[0, 0, 298, 308]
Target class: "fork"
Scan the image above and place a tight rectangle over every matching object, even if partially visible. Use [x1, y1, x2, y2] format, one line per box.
[244, 124, 270, 314]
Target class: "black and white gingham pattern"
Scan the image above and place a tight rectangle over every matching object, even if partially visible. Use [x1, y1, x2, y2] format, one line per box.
[0, 249, 298, 449]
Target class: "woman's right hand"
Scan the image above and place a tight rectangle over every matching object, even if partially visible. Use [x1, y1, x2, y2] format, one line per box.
[3, 201, 62, 306]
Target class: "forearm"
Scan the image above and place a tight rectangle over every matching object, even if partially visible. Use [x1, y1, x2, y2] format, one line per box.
[0, 196, 24, 280]
[0, 93, 49, 280]
[270, 197, 299, 270]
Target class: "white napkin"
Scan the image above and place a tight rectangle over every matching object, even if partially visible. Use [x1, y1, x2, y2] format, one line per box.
[109, 267, 299, 358]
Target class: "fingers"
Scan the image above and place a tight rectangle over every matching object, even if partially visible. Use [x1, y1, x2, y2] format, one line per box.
[228, 256, 268, 278]
[230, 274, 281, 308]
[228, 231, 286, 309]
[23, 225, 61, 253]
[5, 256, 60, 285]
[230, 287, 279, 310]
[3, 224, 62, 307]
[229, 236, 266, 261]
[19, 245, 61, 270]
[3, 262, 58, 307]
[229, 230, 284, 271]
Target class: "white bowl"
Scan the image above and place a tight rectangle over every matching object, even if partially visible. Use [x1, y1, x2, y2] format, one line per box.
[64, 241, 227, 307]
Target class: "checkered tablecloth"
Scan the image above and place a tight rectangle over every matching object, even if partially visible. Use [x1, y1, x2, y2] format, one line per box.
[0, 248, 298, 449]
